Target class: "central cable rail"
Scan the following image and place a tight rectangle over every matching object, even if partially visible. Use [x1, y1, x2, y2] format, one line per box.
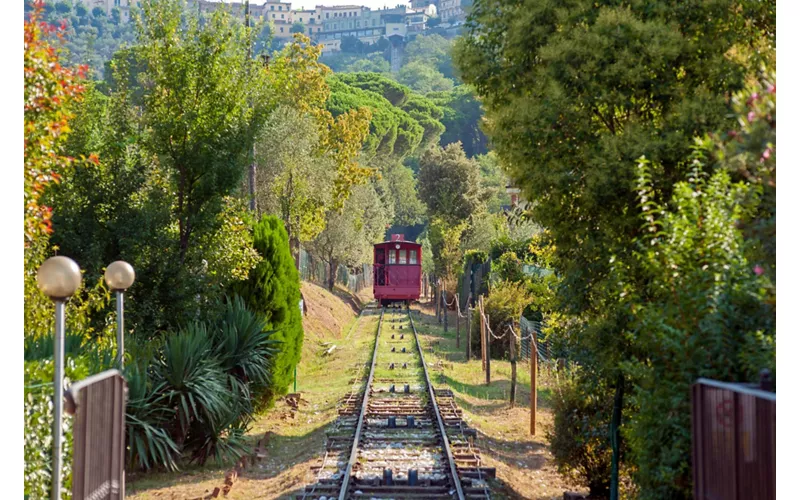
[337, 307, 384, 500]
[408, 308, 466, 500]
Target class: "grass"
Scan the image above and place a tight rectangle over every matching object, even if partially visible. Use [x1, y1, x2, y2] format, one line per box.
[410, 302, 586, 500]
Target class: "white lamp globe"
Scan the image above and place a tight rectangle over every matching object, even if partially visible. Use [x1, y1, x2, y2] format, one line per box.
[104, 261, 136, 291]
[37, 256, 82, 300]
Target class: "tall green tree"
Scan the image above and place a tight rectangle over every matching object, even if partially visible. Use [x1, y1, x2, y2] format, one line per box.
[455, 0, 775, 496]
[428, 85, 488, 157]
[418, 142, 483, 224]
[135, 0, 272, 265]
[233, 215, 303, 408]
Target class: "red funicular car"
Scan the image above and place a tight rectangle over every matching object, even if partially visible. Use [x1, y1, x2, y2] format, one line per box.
[373, 234, 422, 306]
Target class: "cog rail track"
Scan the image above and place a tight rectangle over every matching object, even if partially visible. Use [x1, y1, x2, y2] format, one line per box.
[297, 304, 495, 499]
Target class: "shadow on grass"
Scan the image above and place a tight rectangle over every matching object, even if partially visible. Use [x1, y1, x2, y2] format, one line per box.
[127, 420, 336, 495]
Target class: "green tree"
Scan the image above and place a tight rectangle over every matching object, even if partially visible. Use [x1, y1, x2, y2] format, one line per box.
[255, 106, 336, 249]
[474, 151, 509, 212]
[396, 60, 453, 94]
[428, 85, 488, 157]
[307, 183, 389, 290]
[135, 0, 273, 265]
[343, 53, 391, 74]
[403, 33, 455, 80]
[232, 215, 303, 408]
[455, 0, 775, 496]
[290, 21, 305, 33]
[418, 142, 483, 224]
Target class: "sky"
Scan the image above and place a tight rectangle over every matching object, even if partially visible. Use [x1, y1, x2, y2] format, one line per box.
[221, 0, 413, 13]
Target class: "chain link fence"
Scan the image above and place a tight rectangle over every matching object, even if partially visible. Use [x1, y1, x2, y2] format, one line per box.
[519, 316, 551, 362]
[298, 247, 372, 295]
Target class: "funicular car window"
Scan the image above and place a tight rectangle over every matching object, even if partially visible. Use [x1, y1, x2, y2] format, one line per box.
[388, 250, 396, 264]
[399, 249, 407, 264]
[409, 249, 417, 264]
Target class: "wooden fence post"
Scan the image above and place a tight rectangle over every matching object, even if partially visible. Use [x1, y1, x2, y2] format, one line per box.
[443, 290, 448, 332]
[466, 307, 471, 361]
[435, 281, 440, 321]
[510, 326, 516, 407]
[485, 313, 491, 386]
[531, 337, 537, 435]
[455, 293, 460, 348]
[479, 296, 486, 372]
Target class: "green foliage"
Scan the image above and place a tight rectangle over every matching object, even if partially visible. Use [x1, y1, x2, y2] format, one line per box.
[620, 153, 775, 498]
[456, 0, 775, 494]
[24, 357, 92, 499]
[307, 183, 389, 289]
[474, 152, 510, 212]
[232, 215, 303, 408]
[548, 371, 623, 497]
[427, 217, 468, 292]
[124, 359, 180, 471]
[404, 34, 456, 80]
[427, 85, 488, 157]
[397, 60, 454, 94]
[493, 251, 523, 283]
[380, 163, 426, 226]
[418, 143, 483, 224]
[290, 21, 305, 33]
[328, 75, 433, 161]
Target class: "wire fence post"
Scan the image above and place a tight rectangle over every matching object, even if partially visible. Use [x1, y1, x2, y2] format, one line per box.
[479, 296, 486, 372]
[436, 280, 441, 323]
[466, 306, 471, 360]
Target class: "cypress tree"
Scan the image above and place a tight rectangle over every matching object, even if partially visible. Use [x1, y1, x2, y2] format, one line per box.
[234, 215, 303, 408]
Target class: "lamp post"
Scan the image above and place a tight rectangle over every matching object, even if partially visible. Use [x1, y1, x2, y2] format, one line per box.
[104, 261, 135, 368]
[37, 256, 82, 500]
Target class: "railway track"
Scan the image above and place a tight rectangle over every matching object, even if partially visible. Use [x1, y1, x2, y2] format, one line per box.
[298, 304, 495, 500]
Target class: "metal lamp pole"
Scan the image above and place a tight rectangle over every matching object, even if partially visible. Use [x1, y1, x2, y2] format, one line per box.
[37, 256, 83, 500]
[104, 261, 136, 368]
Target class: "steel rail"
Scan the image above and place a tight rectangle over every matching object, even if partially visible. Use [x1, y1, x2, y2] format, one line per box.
[337, 307, 385, 500]
[408, 308, 467, 500]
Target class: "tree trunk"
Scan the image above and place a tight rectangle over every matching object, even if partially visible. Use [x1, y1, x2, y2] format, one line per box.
[328, 259, 337, 291]
[609, 372, 625, 500]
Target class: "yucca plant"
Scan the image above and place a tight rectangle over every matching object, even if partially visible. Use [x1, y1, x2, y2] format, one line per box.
[155, 323, 228, 440]
[124, 360, 179, 471]
[211, 295, 279, 414]
[186, 393, 251, 466]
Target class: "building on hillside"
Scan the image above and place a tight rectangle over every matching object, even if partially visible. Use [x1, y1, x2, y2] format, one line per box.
[292, 9, 325, 36]
[257, 1, 294, 38]
[438, 0, 465, 24]
[88, 0, 140, 22]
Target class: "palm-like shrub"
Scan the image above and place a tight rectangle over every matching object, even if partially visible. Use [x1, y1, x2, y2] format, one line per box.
[211, 295, 279, 412]
[156, 323, 229, 440]
[124, 360, 179, 471]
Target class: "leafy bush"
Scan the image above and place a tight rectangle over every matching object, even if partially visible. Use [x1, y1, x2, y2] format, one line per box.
[157, 323, 229, 442]
[492, 251, 523, 283]
[24, 358, 91, 500]
[548, 371, 625, 498]
[233, 215, 303, 409]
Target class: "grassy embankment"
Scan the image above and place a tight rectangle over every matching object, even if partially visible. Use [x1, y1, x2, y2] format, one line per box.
[127, 282, 377, 499]
[411, 301, 585, 500]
